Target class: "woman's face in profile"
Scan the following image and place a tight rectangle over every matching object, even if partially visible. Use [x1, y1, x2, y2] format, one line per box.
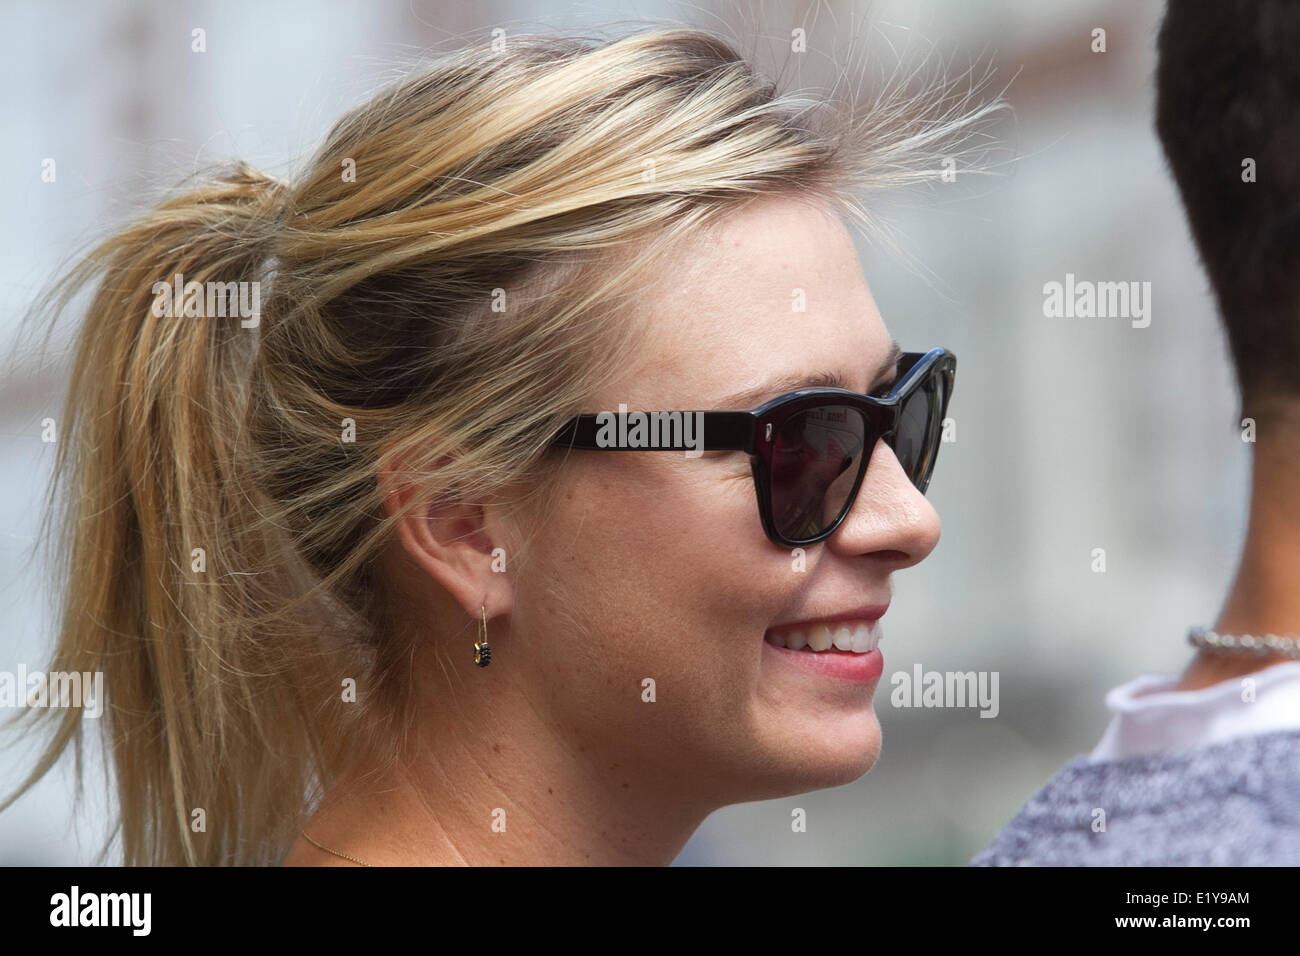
[511, 194, 941, 807]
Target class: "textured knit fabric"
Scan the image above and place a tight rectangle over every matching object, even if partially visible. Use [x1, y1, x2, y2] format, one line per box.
[971, 728, 1300, 865]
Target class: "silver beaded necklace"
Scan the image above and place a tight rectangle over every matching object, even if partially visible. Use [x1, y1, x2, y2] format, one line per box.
[1188, 625, 1300, 660]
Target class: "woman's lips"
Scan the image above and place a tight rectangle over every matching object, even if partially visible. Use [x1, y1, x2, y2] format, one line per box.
[765, 619, 881, 653]
[761, 605, 888, 681]
[762, 641, 884, 681]
[764, 604, 888, 645]
[767, 603, 888, 632]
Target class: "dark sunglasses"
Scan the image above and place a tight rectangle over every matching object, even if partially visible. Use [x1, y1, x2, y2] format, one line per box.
[550, 348, 956, 548]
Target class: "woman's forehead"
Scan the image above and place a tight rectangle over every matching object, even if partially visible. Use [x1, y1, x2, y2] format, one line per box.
[602, 202, 891, 410]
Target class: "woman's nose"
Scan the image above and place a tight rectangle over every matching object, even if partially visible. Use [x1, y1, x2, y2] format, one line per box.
[827, 438, 942, 567]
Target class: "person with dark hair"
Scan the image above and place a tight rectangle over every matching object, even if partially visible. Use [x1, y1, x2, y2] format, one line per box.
[974, 0, 1300, 866]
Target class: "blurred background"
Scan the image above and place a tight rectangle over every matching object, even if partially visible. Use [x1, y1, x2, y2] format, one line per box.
[0, 0, 1244, 865]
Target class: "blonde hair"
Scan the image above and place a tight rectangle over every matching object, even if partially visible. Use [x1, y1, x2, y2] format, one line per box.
[5, 26, 1002, 865]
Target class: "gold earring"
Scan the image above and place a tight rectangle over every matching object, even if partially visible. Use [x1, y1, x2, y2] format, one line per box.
[473, 605, 491, 667]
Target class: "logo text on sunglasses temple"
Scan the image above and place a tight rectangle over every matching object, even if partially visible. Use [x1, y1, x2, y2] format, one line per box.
[594, 406, 705, 458]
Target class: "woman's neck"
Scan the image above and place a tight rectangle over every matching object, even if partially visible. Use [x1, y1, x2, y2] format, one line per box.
[292, 668, 713, 866]
[1176, 433, 1300, 691]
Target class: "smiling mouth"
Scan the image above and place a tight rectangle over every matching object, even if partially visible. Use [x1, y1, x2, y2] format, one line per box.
[763, 619, 881, 654]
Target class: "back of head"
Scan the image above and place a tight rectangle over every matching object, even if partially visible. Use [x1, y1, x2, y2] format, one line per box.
[1156, 0, 1300, 417]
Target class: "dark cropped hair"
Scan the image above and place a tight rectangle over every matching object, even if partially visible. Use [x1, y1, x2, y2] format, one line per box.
[1156, 0, 1300, 412]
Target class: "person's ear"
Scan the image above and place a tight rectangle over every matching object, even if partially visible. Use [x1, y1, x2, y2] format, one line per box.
[377, 451, 513, 620]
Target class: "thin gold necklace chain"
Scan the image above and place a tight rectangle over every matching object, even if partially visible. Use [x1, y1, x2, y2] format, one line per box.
[300, 829, 373, 867]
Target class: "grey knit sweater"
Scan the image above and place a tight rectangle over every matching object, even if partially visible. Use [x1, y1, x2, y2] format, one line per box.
[971, 728, 1300, 865]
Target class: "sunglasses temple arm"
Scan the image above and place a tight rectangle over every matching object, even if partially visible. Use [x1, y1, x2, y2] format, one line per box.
[550, 411, 755, 452]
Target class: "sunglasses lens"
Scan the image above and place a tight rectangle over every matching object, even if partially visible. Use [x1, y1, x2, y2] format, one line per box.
[768, 405, 867, 542]
[892, 372, 945, 489]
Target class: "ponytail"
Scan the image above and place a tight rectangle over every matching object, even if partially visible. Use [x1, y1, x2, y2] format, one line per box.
[4, 162, 333, 865]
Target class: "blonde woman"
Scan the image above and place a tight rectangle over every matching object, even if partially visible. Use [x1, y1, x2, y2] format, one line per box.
[7, 27, 997, 865]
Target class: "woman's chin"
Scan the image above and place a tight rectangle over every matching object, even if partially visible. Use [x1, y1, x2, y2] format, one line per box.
[739, 709, 883, 799]
[803, 723, 882, 789]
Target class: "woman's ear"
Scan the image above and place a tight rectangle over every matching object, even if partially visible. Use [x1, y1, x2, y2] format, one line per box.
[377, 450, 514, 621]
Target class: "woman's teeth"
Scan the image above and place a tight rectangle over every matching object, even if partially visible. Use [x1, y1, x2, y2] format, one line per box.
[764, 621, 880, 654]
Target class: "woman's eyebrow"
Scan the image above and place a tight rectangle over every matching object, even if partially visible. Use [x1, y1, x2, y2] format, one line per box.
[714, 340, 903, 408]
[871, 340, 905, 388]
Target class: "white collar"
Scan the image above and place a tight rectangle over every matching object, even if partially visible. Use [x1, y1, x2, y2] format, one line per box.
[1089, 660, 1300, 761]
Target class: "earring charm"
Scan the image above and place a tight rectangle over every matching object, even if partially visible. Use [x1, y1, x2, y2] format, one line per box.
[473, 605, 491, 666]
